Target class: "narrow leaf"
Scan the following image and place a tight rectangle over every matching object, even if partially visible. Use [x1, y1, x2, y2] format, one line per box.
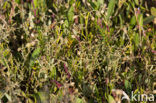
[68, 6, 74, 22]
[130, 16, 136, 26]
[106, 0, 116, 20]
[143, 16, 155, 25]
[134, 33, 139, 47]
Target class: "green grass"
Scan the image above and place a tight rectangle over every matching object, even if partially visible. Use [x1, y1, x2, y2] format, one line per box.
[0, 0, 155, 103]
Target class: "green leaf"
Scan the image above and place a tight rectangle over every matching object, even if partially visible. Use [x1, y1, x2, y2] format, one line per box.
[69, 0, 74, 6]
[120, 36, 124, 46]
[108, 95, 115, 103]
[51, 67, 56, 77]
[124, 80, 129, 89]
[29, 47, 41, 68]
[89, 1, 97, 10]
[134, 0, 139, 5]
[143, 16, 155, 25]
[119, 14, 123, 28]
[31, 48, 41, 59]
[134, 33, 139, 47]
[106, 0, 116, 20]
[130, 16, 136, 26]
[97, 0, 103, 5]
[38, 92, 49, 103]
[138, 14, 143, 27]
[124, 80, 132, 90]
[64, 20, 69, 28]
[151, 7, 156, 16]
[33, 0, 38, 8]
[15, 0, 20, 4]
[75, 97, 83, 103]
[138, 14, 143, 34]
[28, 99, 34, 103]
[97, 0, 104, 9]
[68, 6, 74, 22]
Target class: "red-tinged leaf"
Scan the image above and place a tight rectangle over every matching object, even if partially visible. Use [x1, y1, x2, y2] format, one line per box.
[64, 64, 71, 79]
[152, 50, 156, 54]
[51, 80, 62, 88]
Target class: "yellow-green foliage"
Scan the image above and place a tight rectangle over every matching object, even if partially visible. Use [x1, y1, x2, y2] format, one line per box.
[0, 0, 155, 103]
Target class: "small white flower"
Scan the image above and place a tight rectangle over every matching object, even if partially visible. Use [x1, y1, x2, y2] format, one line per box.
[31, 33, 34, 37]
[101, 10, 104, 14]
[71, 35, 75, 38]
[91, 17, 95, 21]
[77, 51, 81, 55]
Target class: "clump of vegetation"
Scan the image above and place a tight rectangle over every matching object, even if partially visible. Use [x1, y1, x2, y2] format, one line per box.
[0, 0, 155, 103]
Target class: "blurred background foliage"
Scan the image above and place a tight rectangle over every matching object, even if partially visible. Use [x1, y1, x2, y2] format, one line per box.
[0, 0, 156, 103]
